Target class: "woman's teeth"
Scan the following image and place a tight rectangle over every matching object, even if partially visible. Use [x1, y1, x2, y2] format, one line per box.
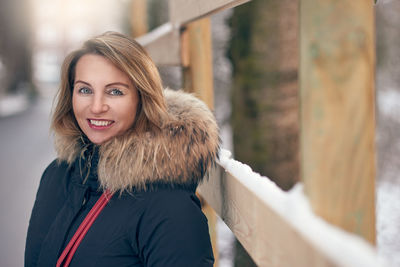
[90, 120, 112, 126]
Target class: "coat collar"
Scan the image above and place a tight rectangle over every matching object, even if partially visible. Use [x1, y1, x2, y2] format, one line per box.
[54, 89, 219, 193]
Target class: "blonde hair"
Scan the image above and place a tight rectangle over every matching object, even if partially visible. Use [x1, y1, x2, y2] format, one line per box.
[51, 31, 167, 147]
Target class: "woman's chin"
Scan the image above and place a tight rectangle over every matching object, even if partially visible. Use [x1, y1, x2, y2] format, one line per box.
[85, 134, 113, 145]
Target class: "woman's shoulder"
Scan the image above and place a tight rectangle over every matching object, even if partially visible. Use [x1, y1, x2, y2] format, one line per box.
[123, 187, 214, 266]
[37, 158, 73, 193]
[40, 158, 70, 181]
[44, 158, 69, 173]
[117, 186, 202, 217]
[121, 185, 196, 203]
[133, 187, 205, 223]
[110, 187, 206, 243]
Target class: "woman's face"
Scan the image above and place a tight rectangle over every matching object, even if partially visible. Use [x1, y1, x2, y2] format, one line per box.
[72, 54, 139, 144]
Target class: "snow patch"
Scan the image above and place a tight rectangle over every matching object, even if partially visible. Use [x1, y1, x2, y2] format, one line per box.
[218, 149, 385, 267]
[377, 179, 400, 267]
[377, 89, 400, 119]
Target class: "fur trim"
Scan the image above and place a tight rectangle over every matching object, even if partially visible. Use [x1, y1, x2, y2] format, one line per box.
[54, 89, 219, 193]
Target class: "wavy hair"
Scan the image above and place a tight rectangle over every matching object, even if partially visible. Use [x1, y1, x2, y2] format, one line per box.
[51, 32, 168, 163]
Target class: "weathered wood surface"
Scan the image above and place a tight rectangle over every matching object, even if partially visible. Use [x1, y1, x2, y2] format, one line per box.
[300, 0, 376, 243]
[135, 23, 181, 66]
[181, 18, 214, 108]
[198, 164, 380, 267]
[199, 166, 335, 267]
[169, 0, 251, 26]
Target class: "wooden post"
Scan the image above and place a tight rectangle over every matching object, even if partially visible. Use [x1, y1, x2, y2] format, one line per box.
[181, 17, 218, 265]
[181, 18, 214, 107]
[300, 0, 376, 243]
[131, 0, 148, 37]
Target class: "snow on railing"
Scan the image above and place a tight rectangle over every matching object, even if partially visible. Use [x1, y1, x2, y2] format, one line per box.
[198, 149, 384, 267]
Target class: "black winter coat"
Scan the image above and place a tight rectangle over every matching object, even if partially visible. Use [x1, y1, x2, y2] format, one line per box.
[25, 90, 219, 267]
[25, 158, 214, 267]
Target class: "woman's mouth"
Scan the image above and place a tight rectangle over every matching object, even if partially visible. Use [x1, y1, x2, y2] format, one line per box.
[87, 119, 114, 129]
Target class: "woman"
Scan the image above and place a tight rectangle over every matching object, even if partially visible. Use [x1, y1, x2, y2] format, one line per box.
[25, 32, 219, 266]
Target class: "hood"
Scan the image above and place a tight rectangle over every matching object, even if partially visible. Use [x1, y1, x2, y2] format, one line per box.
[54, 89, 220, 193]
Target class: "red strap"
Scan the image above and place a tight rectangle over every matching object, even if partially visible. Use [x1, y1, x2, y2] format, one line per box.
[56, 190, 113, 267]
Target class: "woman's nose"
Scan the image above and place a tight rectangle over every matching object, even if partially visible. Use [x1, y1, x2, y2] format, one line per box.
[90, 96, 109, 114]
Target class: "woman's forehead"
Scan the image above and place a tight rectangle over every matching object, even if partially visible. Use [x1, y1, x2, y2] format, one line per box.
[75, 54, 132, 87]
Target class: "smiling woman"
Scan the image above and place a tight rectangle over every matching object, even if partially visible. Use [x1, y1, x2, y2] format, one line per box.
[25, 32, 219, 267]
[72, 54, 139, 144]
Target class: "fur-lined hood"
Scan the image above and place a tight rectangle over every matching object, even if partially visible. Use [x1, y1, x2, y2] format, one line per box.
[55, 89, 219, 193]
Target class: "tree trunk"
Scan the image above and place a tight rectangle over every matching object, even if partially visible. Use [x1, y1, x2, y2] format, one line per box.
[228, 0, 299, 265]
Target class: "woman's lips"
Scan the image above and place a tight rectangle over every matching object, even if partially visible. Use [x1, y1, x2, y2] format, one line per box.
[87, 119, 115, 129]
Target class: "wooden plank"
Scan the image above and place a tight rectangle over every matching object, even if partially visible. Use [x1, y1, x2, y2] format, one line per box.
[169, 0, 251, 26]
[181, 18, 214, 108]
[130, 0, 148, 37]
[300, 0, 376, 243]
[135, 23, 181, 66]
[199, 166, 333, 266]
[180, 16, 217, 265]
[198, 163, 380, 267]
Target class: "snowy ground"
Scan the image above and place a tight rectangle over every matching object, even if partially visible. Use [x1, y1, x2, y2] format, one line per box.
[376, 88, 400, 267]
[377, 179, 400, 267]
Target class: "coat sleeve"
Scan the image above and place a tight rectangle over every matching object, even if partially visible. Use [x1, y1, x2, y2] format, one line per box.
[24, 159, 68, 267]
[135, 190, 214, 267]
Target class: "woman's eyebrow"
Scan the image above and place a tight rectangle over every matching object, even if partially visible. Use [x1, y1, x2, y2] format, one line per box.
[74, 80, 91, 86]
[105, 82, 130, 88]
[74, 81, 130, 89]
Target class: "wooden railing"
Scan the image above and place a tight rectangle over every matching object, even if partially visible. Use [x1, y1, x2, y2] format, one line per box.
[198, 151, 381, 266]
[135, 0, 381, 266]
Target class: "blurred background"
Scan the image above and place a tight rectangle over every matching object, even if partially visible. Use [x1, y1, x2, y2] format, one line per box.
[0, 0, 399, 266]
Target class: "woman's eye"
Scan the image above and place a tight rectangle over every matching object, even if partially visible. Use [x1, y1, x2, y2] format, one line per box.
[108, 88, 124, 96]
[78, 87, 92, 94]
